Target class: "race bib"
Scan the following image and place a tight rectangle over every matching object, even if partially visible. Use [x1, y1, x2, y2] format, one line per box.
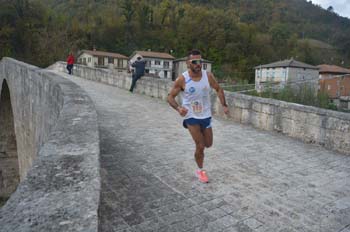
[191, 100, 203, 113]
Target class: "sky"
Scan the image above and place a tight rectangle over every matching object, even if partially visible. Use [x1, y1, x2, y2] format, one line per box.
[311, 0, 350, 18]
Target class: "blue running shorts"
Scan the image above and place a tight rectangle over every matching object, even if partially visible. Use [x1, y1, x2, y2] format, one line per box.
[183, 117, 212, 129]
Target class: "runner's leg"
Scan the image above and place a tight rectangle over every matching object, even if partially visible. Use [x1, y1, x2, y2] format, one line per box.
[129, 74, 137, 92]
[187, 124, 205, 168]
[202, 127, 213, 148]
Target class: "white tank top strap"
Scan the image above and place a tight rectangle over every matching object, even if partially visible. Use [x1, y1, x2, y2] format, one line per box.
[182, 71, 192, 84]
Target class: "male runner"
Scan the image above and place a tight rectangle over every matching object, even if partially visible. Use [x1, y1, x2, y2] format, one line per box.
[167, 49, 229, 183]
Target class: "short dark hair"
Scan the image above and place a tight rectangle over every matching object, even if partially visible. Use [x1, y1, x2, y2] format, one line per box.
[187, 49, 201, 59]
[137, 56, 142, 60]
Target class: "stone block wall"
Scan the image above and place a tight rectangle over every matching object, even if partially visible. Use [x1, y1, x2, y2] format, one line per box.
[50, 62, 350, 155]
[219, 93, 350, 155]
[49, 62, 174, 100]
[0, 58, 100, 232]
[1, 60, 63, 180]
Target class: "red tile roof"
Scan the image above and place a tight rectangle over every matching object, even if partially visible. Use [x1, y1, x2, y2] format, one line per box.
[255, 59, 318, 70]
[317, 64, 350, 74]
[80, 50, 128, 59]
[132, 51, 174, 59]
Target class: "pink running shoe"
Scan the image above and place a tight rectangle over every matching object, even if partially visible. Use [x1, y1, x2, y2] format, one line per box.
[196, 170, 209, 183]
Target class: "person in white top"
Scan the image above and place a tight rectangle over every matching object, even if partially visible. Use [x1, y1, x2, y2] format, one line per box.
[167, 49, 229, 183]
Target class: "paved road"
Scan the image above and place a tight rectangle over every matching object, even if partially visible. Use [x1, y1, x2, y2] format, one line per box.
[65, 74, 350, 232]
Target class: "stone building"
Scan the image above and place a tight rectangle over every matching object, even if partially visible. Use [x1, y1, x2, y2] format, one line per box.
[254, 59, 319, 93]
[129, 51, 174, 79]
[318, 64, 350, 110]
[77, 49, 128, 71]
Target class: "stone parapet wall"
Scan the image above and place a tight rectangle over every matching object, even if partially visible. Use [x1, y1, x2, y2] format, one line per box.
[49, 62, 174, 101]
[1, 60, 63, 180]
[0, 58, 100, 232]
[51, 62, 350, 155]
[218, 93, 350, 155]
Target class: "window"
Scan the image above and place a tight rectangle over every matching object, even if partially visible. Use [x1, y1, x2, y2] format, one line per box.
[146, 60, 151, 67]
[257, 69, 262, 79]
[108, 57, 114, 64]
[88, 57, 91, 63]
[164, 71, 168, 78]
[83, 58, 86, 64]
[155, 60, 160, 65]
[203, 63, 207, 70]
[164, 61, 169, 68]
[297, 73, 301, 80]
[145, 69, 149, 74]
[98, 57, 104, 66]
[118, 59, 123, 68]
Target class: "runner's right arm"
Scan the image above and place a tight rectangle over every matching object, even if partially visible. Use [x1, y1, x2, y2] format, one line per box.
[167, 76, 188, 117]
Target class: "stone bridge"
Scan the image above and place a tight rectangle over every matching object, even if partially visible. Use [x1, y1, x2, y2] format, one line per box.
[0, 58, 349, 232]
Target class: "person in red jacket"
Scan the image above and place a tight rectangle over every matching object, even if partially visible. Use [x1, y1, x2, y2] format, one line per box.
[66, 53, 75, 75]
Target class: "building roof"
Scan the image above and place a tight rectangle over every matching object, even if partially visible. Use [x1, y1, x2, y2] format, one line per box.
[79, 49, 128, 59]
[131, 51, 175, 60]
[255, 59, 318, 70]
[174, 56, 213, 63]
[317, 64, 350, 74]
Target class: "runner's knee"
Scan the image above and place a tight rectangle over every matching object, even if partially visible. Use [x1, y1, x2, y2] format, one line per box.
[205, 142, 212, 148]
[195, 142, 205, 151]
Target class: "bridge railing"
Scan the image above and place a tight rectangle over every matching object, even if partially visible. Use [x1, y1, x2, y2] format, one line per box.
[0, 58, 100, 232]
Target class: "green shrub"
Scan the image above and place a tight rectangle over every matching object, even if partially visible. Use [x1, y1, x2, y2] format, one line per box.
[327, 102, 338, 110]
[244, 83, 338, 111]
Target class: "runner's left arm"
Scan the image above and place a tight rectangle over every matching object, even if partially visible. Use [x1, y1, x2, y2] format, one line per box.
[207, 72, 229, 114]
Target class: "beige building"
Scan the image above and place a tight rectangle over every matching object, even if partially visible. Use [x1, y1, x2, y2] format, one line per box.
[129, 51, 174, 79]
[255, 59, 319, 92]
[173, 57, 212, 81]
[77, 49, 128, 71]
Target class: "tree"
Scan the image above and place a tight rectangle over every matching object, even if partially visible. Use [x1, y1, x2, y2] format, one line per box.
[327, 6, 334, 13]
[121, 0, 137, 51]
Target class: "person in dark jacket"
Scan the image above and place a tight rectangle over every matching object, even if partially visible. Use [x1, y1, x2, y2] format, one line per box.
[129, 56, 146, 92]
[66, 53, 75, 75]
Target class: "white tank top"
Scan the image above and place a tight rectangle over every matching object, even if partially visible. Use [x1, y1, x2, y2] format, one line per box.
[181, 70, 211, 119]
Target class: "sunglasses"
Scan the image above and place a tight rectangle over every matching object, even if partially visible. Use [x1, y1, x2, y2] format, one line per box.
[189, 59, 203, 65]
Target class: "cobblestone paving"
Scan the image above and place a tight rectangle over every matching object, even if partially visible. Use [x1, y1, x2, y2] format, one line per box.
[66, 75, 350, 232]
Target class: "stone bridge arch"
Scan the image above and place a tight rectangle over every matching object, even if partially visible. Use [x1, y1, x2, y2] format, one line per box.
[0, 58, 100, 231]
[0, 79, 19, 204]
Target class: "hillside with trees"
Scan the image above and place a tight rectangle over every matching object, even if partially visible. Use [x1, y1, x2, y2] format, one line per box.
[1, 0, 350, 82]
